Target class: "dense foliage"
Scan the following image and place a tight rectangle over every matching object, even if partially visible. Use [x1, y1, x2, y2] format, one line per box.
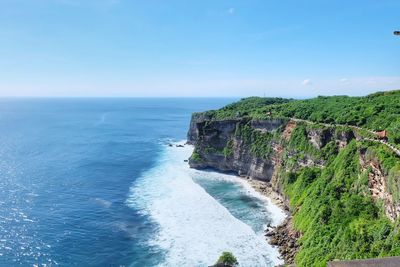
[205, 96, 291, 120]
[232, 121, 285, 160]
[216, 252, 238, 266]
[280, 131, 400, 266]
[206, 90, 400, 146]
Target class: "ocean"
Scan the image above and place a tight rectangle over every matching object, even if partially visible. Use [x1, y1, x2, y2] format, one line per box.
[0, 98, 285, 267]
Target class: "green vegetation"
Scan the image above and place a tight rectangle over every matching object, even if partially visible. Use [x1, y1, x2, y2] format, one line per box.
[364, 143, 400, 203]
[206, 96, 291, 120]
[194, 90, 400, 266]
[191, 150, 203, 162]
[281, 134, 400, 266]
[216, 252, 238, 266]
[288, 124, 321, 157]
[206, 90, 400, 146]
[234, 122, 277, 159]
[223, 140, 234, 158]
[204, 146, 221, 154]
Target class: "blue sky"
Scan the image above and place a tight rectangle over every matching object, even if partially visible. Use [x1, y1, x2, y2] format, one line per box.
[0, 0, 399, 97]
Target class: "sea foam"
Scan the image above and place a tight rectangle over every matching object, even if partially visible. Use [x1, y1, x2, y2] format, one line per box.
[127, 142, 285, 267]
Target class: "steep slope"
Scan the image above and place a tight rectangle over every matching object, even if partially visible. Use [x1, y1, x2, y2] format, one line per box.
[187, 90, 400, 266]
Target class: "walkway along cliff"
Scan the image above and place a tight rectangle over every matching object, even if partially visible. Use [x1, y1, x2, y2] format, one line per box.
[186, 99, 400, 267]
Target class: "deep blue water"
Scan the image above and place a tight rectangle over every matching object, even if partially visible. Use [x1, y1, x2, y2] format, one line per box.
[0, 98, 284, 267]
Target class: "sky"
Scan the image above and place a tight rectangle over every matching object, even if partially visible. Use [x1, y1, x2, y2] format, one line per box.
[0, 0, 399, 98]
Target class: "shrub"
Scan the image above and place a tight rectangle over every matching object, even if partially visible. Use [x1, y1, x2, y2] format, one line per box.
[216, 252, 238, 266]
[191, 151, 203, 162]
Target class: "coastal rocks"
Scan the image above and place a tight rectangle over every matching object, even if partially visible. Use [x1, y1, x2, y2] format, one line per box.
[265, 217, 300, 265]
[247, 179, 287, 209]
[168, 143, 185, 147]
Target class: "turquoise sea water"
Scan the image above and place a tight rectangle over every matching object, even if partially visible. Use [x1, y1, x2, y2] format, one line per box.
[0, 98, 284, 266]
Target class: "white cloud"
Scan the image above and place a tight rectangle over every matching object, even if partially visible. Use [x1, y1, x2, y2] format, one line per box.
[227, 8, 234, 14]
[340, 78, 348, 83]
[301, 79, 312, 86]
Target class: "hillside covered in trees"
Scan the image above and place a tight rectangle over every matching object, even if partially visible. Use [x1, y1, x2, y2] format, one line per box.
[205, 90, 400, 147]
[189, 90, 400, 266]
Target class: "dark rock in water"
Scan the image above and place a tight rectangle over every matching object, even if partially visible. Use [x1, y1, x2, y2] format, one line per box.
[168, 144, 173, 147]
[265, 231, 273, 237]
[176, 144, 184, 147]
[184, 160, 188, 162]
[269, 236, 279, 246]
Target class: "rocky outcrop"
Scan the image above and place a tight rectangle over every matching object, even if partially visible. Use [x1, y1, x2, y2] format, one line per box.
[336, 130, 355, 149]
[307, 127, 355, 150]
[187, 112, 215, 144]
[307, 128, 333, 149]
[360, 150, 400, 221]
[251, 119, 285, 133]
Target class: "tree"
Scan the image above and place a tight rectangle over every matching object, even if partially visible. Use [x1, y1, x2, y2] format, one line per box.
[216, 252, 238, 266]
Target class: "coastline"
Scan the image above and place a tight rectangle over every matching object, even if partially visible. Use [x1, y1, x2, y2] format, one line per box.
[186, 124, 300, 265]
[242, 178, 286, 210]
[137, 141, 286, 266]
[240, 177, 300, 265]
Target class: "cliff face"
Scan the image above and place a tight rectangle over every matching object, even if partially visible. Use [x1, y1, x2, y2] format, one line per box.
[188, 116, 285, 180]
[187, 114, 353, 183]
[187, 112, 400, 266]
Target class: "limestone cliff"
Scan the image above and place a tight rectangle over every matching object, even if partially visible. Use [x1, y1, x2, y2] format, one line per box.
[187, 112, 400, 266]
[187, 114, 354, 184]
[188, 116, 284, 180]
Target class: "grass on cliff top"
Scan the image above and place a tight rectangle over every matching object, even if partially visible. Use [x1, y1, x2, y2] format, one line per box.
[205, 90, 400, 146]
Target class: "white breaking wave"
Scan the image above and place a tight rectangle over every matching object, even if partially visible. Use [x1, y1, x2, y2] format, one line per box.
[189, 170, 286, 228]
[127, 141, 285, 267]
